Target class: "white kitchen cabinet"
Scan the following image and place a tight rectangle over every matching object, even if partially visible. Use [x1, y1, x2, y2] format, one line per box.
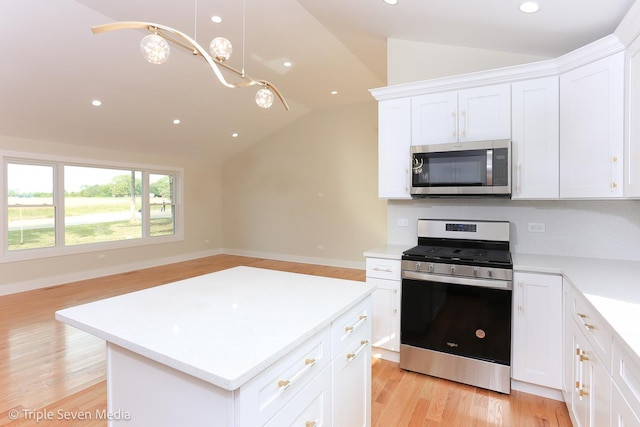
[378, 98, 411, 199]
[333, 328, 372, 427]
[566, 314, 612, 427]
[624, 35, 640, 197]
[512, 272, 563, 390]
[560, 52, 625, 198]
[411, 84, 511, 145]
[365, 257, 401, 359]
[611, 382, 640, 427]
[511, 77, 560, 199]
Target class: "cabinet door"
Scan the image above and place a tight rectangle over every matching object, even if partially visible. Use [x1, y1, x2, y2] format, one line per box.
[511, 77, 560, 199]
[333, 329, 372, 427]
[560, 52, 625, 198]
[378, 98, 412, 199]
[512, 272, 563, 389]
[411, 92, 458, 145]
[458, 84, 511, 142]
[568, 316, 612, 427]
[369, 277, 400, 352]
[611, 382, 640, 427]
[625, 36, 640, 197]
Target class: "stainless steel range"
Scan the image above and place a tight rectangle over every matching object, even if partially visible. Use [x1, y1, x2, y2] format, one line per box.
[400, 219, 513, 394]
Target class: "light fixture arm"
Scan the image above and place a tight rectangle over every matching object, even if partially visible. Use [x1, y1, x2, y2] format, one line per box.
[91, 21, 290, 111]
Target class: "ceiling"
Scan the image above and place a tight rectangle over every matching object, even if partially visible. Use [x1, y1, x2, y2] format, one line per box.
[0, 0, 635, 163]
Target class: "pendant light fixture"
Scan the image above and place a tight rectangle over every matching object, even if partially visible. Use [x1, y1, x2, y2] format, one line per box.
[91, 1, 289, 111]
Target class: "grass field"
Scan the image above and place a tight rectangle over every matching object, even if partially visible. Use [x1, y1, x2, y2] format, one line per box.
[8, 197, 173, 250]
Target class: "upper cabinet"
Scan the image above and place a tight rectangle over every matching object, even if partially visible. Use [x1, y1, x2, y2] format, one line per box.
[560, 52, 625, 198]
[511, 77, 560, 199]
[411, 84, 511, 145]
[625, 35, 640, 197]
[378, 98, 412, 199]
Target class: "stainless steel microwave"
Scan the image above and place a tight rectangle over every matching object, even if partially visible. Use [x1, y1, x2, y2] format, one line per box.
[410, 139, 511, 196]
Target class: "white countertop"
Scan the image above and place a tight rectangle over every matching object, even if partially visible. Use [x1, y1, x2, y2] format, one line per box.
[363, 244, 413, 260]
[513, 253, 640, 359]
[55, 266, 375, 391]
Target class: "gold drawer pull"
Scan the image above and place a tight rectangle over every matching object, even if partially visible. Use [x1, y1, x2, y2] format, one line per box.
[577, 313, 587, 318]
[579, 389, 590, 397]
[277, 358, 317, 390]
[344, 315, 367, 334]
[305, 420, 318, 427]
[347, 340, 369, 362]
[584, 323, 595, 330]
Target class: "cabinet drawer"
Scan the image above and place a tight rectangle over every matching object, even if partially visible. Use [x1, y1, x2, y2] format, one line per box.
[264, 364, 332, 427]
[332, 296, 372, 358]
[613, 337, 640, 419]
[366, 258, 401, 281]
[570, 287, 614, 373]
[236, 326, 332, 426]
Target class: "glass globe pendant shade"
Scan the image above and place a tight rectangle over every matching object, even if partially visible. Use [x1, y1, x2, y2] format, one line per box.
[255, 87, 275, 109]
[210, 37, 233, 61]
[140, 34, 170, 64]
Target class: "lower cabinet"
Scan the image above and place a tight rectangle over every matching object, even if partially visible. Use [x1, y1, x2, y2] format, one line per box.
[565, 314, 611, 427]
[238, 296, 373, 426]
[333, 328, 372, 427]
[512, 272, 563, 390]
[365, 257, 401, 360]
[611, 381, 640, 427]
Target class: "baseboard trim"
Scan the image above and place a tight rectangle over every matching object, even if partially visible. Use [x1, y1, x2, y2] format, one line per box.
[0, 249, 223, 297]
[510, 379, 564, 401]
[0, 249, 367, 296]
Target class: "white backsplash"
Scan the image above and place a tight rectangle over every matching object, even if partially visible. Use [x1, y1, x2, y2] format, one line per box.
[387, 199, 640, 261]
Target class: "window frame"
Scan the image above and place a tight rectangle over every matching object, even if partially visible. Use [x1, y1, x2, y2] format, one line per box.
[1, 150, 184, 263]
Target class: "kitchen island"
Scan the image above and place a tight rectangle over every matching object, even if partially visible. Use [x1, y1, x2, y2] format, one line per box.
[55, 266, 375, 426]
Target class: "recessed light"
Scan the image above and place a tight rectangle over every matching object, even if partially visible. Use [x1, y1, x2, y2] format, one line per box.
[231, 132, 238, 138]
[283, 61, 292, 68]
[172, 119, 181, 125]
[383, 0, 398, 4]
[330, 90, 338, 95]
[519, 1, 540, 13]
[210, 15, 223, 24]
[91, 99, 102, 107]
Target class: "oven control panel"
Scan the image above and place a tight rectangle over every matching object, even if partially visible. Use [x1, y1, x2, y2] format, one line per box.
[401, 260, 513, 282]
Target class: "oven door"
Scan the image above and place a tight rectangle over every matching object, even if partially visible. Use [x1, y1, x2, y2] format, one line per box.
[401, 272, 512, 365]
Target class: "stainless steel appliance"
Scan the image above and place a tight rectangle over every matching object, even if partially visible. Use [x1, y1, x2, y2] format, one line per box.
[410, 140, 511, 196]
[400, 219, 513, 394]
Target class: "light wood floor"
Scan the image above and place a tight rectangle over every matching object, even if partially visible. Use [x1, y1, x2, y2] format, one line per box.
[0, 254, 572, 426]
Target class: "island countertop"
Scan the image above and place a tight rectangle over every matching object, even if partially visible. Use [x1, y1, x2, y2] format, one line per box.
[55, 266, 375, 391]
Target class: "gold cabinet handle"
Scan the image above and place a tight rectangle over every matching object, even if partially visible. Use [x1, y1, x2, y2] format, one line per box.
[579, 389, 590, 397]
[277, 358, 317, 390]
[344, 315, 367, 334]
[577, 312, 587, 318]
[347, 340, 369, 362]
[305, 420, 318, 427]
[583, 323, 595, 330]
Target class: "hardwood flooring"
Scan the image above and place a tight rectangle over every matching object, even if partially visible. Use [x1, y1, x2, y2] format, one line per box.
[0, 254, 572, 426]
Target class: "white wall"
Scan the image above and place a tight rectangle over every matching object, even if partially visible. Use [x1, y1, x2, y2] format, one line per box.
[222, 103, 387, 268]
[387, 38, 551, 85]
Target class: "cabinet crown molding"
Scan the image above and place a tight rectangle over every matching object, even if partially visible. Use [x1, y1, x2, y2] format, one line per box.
[371, 34, 625, 101]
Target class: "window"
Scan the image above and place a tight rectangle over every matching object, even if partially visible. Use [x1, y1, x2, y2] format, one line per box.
[2, 152, 182, 262]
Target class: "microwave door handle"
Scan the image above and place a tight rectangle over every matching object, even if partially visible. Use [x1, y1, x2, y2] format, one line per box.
[486, 149, 493, 186]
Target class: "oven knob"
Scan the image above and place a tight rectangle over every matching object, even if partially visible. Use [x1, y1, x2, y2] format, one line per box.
[415, 262, 421, 271]
[488, 269, 493, 278]
[473, 267, 479, 276]
[450, 265, 456, 275]
[428, 264, 434, 272]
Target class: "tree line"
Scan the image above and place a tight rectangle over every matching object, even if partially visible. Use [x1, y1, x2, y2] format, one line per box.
[9, 175, 172, 198]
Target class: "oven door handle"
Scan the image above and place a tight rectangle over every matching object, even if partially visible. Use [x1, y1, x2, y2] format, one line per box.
[402, 270, 512, 290]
